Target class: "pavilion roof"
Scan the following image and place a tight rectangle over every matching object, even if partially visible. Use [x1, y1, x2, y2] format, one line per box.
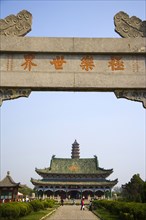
[0, 171, 20, 188]
[35, 157, 113, 175]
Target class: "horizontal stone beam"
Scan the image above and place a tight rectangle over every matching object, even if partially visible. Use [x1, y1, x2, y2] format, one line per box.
[0, 36, 145, 53]
[0, 37, 146, 107]
[0, 37, 146, 89]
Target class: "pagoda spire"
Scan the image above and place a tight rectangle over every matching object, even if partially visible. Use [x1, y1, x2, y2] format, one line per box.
[71, 140, 80, 159]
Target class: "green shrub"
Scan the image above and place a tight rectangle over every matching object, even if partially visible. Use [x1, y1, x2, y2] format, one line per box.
[1, 203, 20, 219]
[42, 200, 49, 208]
[0, 200, 52, 219]
[93, 200, 146, 220]
[119, 212, 134, 220]
[16, 202, 32, 216]
[46, 199, 55, 208]
[30, 200, 44, 211]
[0, 204, 2, 217]
[132, 204, 146, 220]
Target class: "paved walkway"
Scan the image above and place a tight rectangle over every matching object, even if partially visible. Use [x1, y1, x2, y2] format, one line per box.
[46, 205, 100, 220]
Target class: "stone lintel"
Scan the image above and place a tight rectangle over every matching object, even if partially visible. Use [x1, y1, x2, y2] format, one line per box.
[0, 36, 146, 54]
[0, 37, 146, 107]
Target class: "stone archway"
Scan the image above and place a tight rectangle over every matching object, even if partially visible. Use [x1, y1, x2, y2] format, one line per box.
[0, 11, 146, 108]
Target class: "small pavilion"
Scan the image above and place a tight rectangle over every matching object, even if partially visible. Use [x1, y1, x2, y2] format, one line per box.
[31, 140, 118, 199]
[0, 171, 20, 203]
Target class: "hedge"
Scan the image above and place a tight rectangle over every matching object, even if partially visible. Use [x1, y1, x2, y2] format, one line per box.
[0, 203, 20, 219]
[92, 200, 146, 220]
[0, 199, 56, 219]
[45, 199, 55, 208]
[29, 200, 44, 212]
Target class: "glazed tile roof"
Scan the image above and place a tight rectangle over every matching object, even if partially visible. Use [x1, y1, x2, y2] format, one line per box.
[0, 171, 20, 188]
[36, 157, 113, 175]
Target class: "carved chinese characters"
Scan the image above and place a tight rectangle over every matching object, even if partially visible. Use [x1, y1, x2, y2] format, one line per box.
[50, 56, 66, 70]
[20, 54, 126, 72]
[0, 52, 145, 108]
[1, 54, 144, 74]
[108, 56, 125, 71]
[21, 54, 37, 71]
[80, 56, 95, 71]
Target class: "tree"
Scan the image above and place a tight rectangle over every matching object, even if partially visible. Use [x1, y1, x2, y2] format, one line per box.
[19, 185, 34, 197]
[112, 186, 122, 199]
[141, 181, 146, 203]
[113, 186, 122, 195]
[122, 174, 145, 202]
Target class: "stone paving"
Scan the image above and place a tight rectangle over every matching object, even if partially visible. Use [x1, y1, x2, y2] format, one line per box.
[46, 205, 100, 220]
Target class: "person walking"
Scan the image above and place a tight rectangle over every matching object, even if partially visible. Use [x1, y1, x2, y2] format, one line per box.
[80, 197, 85, 210]
[89, 200, 93, 211]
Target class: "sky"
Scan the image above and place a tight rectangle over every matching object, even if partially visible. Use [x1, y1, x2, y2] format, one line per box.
[0, 0, 146, 189]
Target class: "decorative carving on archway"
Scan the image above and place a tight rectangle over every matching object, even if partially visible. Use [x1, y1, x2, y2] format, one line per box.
[0, 88, 31, 106]
[114, 11, 146, 108]
[115, 90, 146, 108]
[0, 10, 32, 37]
[114, 11, 146, 38]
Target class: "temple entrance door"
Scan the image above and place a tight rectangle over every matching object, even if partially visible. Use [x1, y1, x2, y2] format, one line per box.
[69, 190, 81, 199]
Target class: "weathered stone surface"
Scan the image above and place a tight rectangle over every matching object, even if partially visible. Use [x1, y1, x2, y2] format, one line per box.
[1, 36, 145, 53]
[0, 10, 32, 36]
[114, 11, 146, 38]
[0, 37, 145, 90]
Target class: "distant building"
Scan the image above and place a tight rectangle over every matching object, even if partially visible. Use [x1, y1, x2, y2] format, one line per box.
[31, 140, 118, 199]
[0, 171, 20, 203]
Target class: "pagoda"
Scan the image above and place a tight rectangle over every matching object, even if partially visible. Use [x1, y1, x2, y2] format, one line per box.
[0, 171, 20, 203]
[31, 140, 118, 199]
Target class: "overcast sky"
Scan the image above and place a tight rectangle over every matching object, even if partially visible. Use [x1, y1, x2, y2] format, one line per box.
[0, 0, 146, 189]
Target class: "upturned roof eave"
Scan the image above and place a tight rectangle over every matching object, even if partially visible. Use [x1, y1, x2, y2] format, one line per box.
[0, 183, 20, 188]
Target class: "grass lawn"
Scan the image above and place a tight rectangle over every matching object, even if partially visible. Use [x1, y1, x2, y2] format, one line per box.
[19, 208, 56, 220]
[93, 207, 119, 220]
